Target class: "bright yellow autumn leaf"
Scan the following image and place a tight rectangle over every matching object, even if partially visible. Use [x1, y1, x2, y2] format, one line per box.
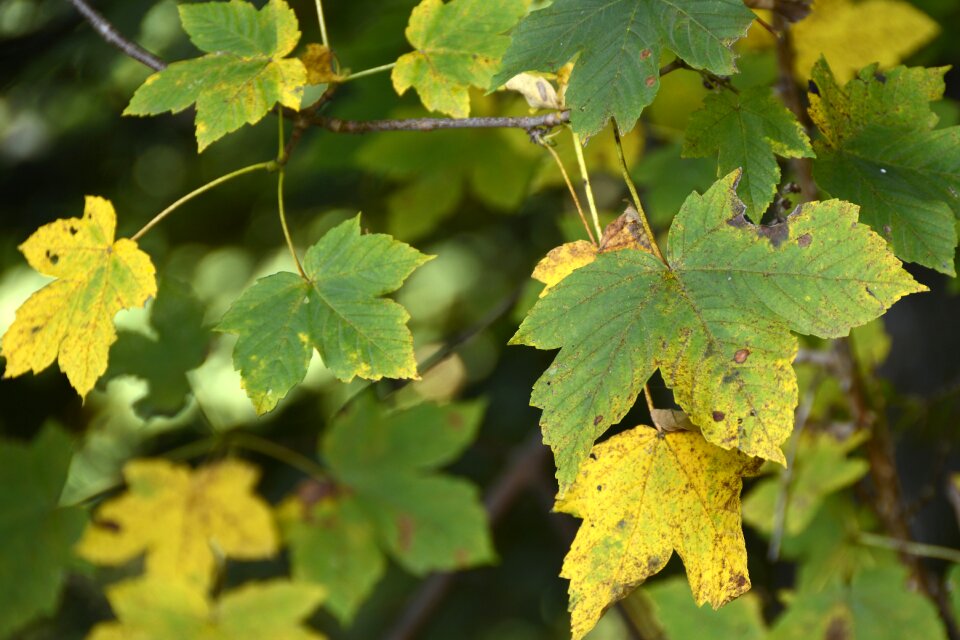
[76, 459, 278, 588]
[556, 426, 761, 640]
[88, 576, 325, 640]
[1, 196, 156, 397]
[793, 0, 938, 81]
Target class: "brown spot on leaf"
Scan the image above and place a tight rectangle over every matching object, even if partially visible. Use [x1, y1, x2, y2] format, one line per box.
[45, 250, 59, 265]
[599, 205, 652, 253]
[397, 514, 415, 552]
[593, 414, 604, 426]
[757, 221, 789, 247]
[596, 484, 603, 492]
[93, 518, 121, 532]
[825, 615, 850, 640]
[447, 412, 463, 429]
[69, 226, 78, 235]
[883, 224, 892, 235]
[640, 48, 652, 60]
[731, 573, 748, 589]
[874, 70, 887, 84]
[733, 348, 750, 363]
[646, 556, 661, 571]
[712, 411, 725, 422]
[645, 75, 656, 87]
[797, 233, 812, 247]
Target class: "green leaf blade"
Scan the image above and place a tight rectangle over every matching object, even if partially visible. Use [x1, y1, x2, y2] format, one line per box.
[809, 60, 960, 275]
[179, 0, 300, 58]
[492, 0, 754, 136]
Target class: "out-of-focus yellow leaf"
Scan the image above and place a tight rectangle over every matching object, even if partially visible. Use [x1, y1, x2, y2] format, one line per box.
[300, 43, 345, 84]
[76, 459, 277, 588]
[792, 0, 938, 80]
[503, 73, 563, 110]
[556, 426, 760, 640]
[88, 577, 325, 640]
[1, 196, 156, 397]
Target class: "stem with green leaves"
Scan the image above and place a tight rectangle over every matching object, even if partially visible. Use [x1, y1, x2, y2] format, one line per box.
[612, 126, 665, 264]
[130, 161, 276, 242]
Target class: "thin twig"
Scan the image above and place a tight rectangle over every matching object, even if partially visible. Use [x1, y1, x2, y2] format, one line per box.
[312, 111, 570, 134]
[857, 533, 960, 565]
[571, 130, 603, 240]
[313, 0, 330, 47]
[130, 161, 276, 241]
[612, 126, 665, 263]
[66, 0, 166, 71]
[538, 137, 597, 245]
[343, 61, 396, 82]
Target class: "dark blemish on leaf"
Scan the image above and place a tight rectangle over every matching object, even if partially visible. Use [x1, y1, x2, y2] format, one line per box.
[749, 409, 757, 417]
[30, 326, 41, 334]
[883, 224, 892, 235]
[865, 286, 879, 300]
[757, 222, 789, 247]
[646, 556, 660, 572]
[45, 250, 59, 265]
[731, 573, 748, 589]
[712, 411, 725, 422]
[589, 453, 598, 460]
[727, 213, 750, 230]
[617, 519, 627, 529]
[69, 226, 78, 235]
[825, 615, 850, 640]
[593, 415, 603, 426]
[596, 485, 603, 492]
[397, 515, 415, 552]
[640, 48, 652, 60]
[797, 233, 812, 247]
[734, 348, 750, 363]
[94, 518, 121, 532]
[808, 80, 820, 95]
[645, 75, 656, 87]
[722, 373, 737, 384]
[737, 417, 743, 425]
[874, 71, 887, 83]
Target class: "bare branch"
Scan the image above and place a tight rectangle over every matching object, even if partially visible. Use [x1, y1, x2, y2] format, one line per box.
[66, 0, 166, 72]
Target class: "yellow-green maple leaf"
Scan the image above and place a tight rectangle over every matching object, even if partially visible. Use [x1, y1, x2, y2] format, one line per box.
[557, 426, 760, 640]
[392, 0, 528, 118]
[88, 577, 325, 640]
[76, 459, 277, 588]
[1, 196, 156, 397]
[792, 0, 939, 81]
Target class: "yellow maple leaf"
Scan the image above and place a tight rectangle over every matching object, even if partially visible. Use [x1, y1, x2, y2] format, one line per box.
[556, 427, 760, 640]
[532, 206, 653, 294]
[76, 459, 278, 588]
[787, 0, 938, 80]
[1, 196, 156, 397]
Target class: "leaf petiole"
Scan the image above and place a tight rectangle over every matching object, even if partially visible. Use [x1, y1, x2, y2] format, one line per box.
[612, 126, 665, 263]
[571, 129, 603, 241]
[342, 61, 397, 83]
[314, 0, 330, 47]
[539, 139, 597, 245]
[130, 161, 276, 242]
[277, 114, 307, 278]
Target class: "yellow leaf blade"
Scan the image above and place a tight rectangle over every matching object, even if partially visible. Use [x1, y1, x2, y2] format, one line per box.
[557, 427, 760, 640]
[1, 197, 156, 396]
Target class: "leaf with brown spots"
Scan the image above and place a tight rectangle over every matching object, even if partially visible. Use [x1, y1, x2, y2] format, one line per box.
[1, 196, 156, 397]
[513, 171, 924, 492]
[557, 426, 760, 640]
[75, 458, 278, 589]
[288, 395, 493, 594]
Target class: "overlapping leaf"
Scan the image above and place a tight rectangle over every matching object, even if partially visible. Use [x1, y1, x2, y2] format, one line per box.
[393, 0, 527, 117]
[742, 431, 869, 536]
[1, 196, 156, 397]
[105, 278, 209, 417]
[125, 0, 307, 151]
[0, 425, 87, 639]
[684, 87, 813, 215]
[76, 458, 277, 588]
[217, 215, 432, 413]
[771, 564, 946, 639]
[793, 0, 939, 81]
[809, 60, 960, 275]
[557, 427, 759, 640]
[88, 577, 325, 640]
[279, 397, 492, 621]
[513, 171, 923, 490]
[644, 578, 766, 640]
[491, 0, 756, 136]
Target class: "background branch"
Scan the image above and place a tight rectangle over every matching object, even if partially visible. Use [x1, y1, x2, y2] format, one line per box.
[66, 0, 166, 71]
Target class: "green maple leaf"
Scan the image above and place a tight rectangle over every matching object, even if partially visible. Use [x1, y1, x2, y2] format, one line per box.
[125, 0, 307, 151]
[513, 170, 923, 491]
[683, 87, 814, 215]
[105, 278, 210, 417]
[392, 0, 528, 118]
[217, 216, 432, 414]
[809, 59, 960, 275]
[491, 0, 755, 137]
[771, 565, 946, 640]
[645, 577, 766, 640]
[0, 424, 87, 638]
[89, 577, 325, 640]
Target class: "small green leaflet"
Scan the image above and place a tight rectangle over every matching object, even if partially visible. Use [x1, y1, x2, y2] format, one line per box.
[513, 170, 923, 492]
[809, 59, 960, 275]
[683, 87, 814, 215]
[393, 0, 527, 118]
[125, 0, 307, 151]
[771, 564, 946, 639]
[491, 0, 755, 137]
[645, 578, 766, 640]
[0, 424, 87, 638]
[280, 398, 493, 622]
[217, 216, 432, 414]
